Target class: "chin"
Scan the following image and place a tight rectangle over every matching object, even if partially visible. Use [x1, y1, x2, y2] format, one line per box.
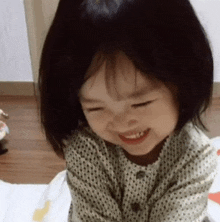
[128, 151, 149, 156]
[124, 146, 152, 156]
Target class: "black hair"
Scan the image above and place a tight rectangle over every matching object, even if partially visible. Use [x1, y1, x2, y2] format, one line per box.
[39, 0, 213, 158]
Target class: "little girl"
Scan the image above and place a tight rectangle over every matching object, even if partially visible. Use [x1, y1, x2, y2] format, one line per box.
[39, 0, 218, 221]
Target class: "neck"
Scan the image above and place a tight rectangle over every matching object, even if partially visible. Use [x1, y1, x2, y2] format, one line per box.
[123, 138, 167, 166]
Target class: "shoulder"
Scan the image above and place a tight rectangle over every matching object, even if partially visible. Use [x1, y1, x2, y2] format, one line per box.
[159, 122, 217, 173]
[148, 123, 217, 222]
[62, 126, 104, 158]
[168, 122, 218, 174]
[155, 122, 218, 192]
[174, 122, 214, 155]
[62, 125, 119, 166]
[181, 122, 211, 144]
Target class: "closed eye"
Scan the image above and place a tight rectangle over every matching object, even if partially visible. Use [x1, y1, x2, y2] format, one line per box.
[86, 107, 103, 112]
[85, 100, 154, 112]
[132, 100, 154, 108]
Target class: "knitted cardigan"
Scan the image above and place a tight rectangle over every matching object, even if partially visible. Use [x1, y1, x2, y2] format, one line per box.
[63, 123, 217, 222]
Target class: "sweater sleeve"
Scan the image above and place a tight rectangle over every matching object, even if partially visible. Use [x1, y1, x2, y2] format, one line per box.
[63, 128, 122, 222]
[148, 142, 218, 222]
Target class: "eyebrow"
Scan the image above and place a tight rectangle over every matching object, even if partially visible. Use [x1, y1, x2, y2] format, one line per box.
[80, 88, 155, 104]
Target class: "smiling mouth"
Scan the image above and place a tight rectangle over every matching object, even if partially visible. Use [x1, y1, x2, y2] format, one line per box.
[118, 129, 150, 145]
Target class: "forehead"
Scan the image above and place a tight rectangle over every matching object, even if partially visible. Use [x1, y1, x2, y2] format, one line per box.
[79, 51, 161, 101]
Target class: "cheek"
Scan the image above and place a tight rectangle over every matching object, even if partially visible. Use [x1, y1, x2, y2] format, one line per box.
[83, 112, 113, 141]
[144, 99, 178, 125]
[152, 101, 179, 130]
[83, 112, 107, 128]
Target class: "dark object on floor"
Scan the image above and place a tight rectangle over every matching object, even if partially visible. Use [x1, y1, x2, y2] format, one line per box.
[202, 215, 216, 222]
[0, 139, 8, 155]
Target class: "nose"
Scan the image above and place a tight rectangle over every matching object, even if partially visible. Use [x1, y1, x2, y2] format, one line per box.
[109, 112, 138, 130]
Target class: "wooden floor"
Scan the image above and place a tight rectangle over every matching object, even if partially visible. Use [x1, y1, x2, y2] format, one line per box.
[0, 95, 220, 184]
[0, 96, 66, 184]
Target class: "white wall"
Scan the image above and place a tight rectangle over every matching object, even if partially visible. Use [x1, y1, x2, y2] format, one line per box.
[0, 0, 33, 82]
[23, 0, 59, 86]
[190, 0, 220, 82]
[0, 0, 220, 82]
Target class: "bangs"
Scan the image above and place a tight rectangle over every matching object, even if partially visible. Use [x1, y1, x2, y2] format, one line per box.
[84, 50, 145, 101]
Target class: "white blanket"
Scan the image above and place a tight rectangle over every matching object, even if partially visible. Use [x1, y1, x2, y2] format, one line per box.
[0, 137, 220, 222]
[0, 170, 71, 222]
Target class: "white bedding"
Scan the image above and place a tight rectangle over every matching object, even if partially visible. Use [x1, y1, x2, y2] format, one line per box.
[0, 170, 71, 222]
[0, 137, 220, 222]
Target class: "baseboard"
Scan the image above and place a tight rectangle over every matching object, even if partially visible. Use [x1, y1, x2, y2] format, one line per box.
[0, 81, 219, 97]
[213, 82, 220, 97]
[0, 82, 35, 96]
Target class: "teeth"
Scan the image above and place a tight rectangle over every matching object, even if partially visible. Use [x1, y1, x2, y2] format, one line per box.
[124, 131, 145, 139]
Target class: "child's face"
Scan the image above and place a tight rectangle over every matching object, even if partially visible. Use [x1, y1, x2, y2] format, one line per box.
[79, 52, 179, 156]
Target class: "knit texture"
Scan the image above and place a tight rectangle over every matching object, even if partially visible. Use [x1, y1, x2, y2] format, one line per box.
[63, 123, 217, 222]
